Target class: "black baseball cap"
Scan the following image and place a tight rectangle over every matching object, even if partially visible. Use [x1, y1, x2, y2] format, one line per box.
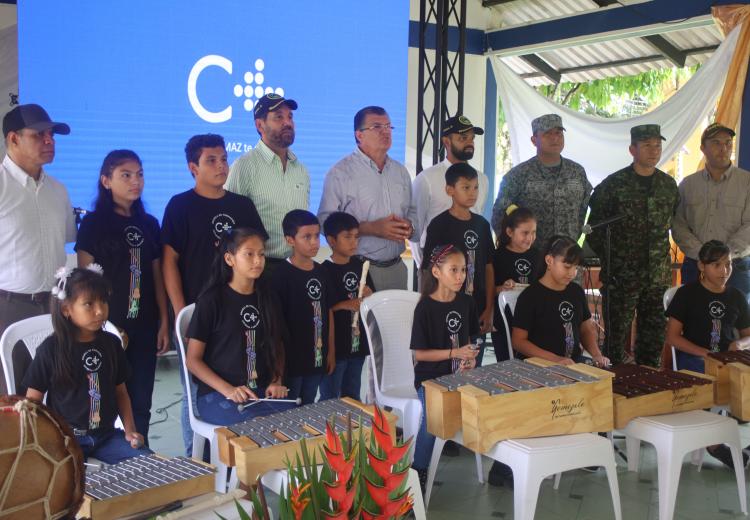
[701, 122, 735, 144]
[253, 94, 298, 120]
[442, 115, 484, 137]
[3, 104, 70, 137]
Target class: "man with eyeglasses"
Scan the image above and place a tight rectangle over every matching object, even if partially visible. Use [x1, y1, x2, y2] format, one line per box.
[318, 106, 416, 290]
[225, 94, 310, 277]
[411, 115, 490, 270]
[672, 123, 750, 301]
[0, 103, 76, 394]
[491, 113, 592, 247]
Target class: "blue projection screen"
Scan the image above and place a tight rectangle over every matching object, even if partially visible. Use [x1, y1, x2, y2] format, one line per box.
[18, 1, 409, 222]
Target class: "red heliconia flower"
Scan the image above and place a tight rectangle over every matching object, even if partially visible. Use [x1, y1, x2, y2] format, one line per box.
[322, 511, 348, 520]
[382, 466, 408, 491]
[365, 477, 391, 508]
[366, 448, 393, 481]
[379, 492, 411, 518]
[290, 483, 312, 520]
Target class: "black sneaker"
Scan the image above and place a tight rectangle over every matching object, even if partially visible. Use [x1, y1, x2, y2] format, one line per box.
[708, 444, 749, 470]
[488, 461, 513, 488]
[442, 440, 460, 457]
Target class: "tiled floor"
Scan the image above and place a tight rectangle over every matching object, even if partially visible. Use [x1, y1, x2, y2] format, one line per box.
[148, 353, 750, 520]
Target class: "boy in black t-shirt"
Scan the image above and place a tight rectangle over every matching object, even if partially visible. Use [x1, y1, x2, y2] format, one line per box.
[161, 134, 267, 455]
[423, 162, 494, 364]
[272, 210, 334, 404]
[319, 212, 374, 401]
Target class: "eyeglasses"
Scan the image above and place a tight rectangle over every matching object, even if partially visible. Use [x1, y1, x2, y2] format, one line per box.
[358, 123, 395, 132]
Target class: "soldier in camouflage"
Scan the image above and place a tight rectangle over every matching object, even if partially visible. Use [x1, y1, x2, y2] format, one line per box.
[491, 113, 592, 246]
[587, 124, 679, 367]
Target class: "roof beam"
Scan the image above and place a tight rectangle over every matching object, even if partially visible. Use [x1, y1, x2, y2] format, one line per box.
[482, 0, 514, 5]
[519, 54, 561, 83]
[486, 0, 732, 57]
[518, 44, 718, 80]
[643, 34, 687, 67]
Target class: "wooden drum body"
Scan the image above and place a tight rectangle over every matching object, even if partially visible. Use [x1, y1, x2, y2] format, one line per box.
[0, 396, 85, 520]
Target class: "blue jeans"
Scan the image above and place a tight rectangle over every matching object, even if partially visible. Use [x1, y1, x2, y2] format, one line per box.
[675, 350, 706, 373]
[319, 357, 365, 401]
[412, 386, 434, 472]
[76, 427, 152, 464]
[176, 340, 196, 457]
[123, 325, 157, 443]
[197, 389, 297, 426]
[682, 256, 750, 302]
[286, 374, 323, 405]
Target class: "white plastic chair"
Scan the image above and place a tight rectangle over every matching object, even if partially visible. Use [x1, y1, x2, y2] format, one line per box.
[359, 290, 423, 448]
[486, 433, 622, 520]
[424, 430, 485, 506]
[1, 314, 123, 395]
[175, 304, 234, 493]
[497, 288, 524, 361]
[625, 410, 747, 520]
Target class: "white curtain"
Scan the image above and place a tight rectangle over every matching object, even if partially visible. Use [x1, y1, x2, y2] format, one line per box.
[491, 25, 740, 186]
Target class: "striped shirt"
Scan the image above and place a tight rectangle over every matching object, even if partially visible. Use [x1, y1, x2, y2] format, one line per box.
[225, 139, 310, 259]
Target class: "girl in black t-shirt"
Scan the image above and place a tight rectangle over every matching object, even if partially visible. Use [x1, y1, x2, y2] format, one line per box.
[186, 228, 291, 426]
[76, 150, 169, 442]
[667, 241, 750, 469]
[491, 205, 539, 361]
[24, 267, 151, 464]
[512, 235, 609, 367]
[410, 244, 479, 481]
[667, 240, 750, 373]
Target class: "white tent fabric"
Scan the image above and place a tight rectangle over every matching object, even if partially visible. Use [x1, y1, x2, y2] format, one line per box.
[491, 25, 740, 186]
[0, 23, 18, 159]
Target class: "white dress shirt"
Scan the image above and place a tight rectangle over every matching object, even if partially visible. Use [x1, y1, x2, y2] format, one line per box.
[410, 158, 489, 267]
[0, 155, 76, 293]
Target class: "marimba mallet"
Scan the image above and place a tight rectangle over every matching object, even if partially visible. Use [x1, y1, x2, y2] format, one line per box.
[237, 397, 302, 412]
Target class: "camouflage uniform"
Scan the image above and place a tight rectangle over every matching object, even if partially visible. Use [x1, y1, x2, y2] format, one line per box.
[588, 163, 679, 367]
[491, 156, 592, 246]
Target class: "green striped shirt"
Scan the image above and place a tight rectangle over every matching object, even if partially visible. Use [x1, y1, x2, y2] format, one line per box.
[226, 139, 310, 259]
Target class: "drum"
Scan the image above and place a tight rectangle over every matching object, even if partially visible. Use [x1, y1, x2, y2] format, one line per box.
[0, 395, 85, 519]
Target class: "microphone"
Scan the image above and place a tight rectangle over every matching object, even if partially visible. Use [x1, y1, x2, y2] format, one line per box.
[582, 214, 627, 235]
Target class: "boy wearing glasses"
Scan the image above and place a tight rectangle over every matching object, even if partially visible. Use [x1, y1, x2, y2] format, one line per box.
[318, 106, 416, 291]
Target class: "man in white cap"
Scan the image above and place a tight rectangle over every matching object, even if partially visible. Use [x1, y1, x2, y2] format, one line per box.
[0, 103, 76, 393]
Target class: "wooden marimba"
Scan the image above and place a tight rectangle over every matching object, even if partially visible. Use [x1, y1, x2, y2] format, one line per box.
[705, 351, 750, 420]
[77, 455, 215, 519]
[422, 358, 614, 453]
[215, 397, 396, 486]
[608, 364, 715, 428]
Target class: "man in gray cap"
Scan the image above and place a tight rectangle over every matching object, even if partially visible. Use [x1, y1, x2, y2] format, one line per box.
[491, 113, 591, 246]
[672, 123, 750, 300]
[411, 115, 490, 270]
[587, 124, 679, 367]
[226, 93, 310, 274]
[0, 103, 76, 393]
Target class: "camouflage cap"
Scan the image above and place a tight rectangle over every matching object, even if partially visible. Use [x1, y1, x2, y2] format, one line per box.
[701, 122, 735, 144]
[442, 115, 484, 136]
[531, 114, 565, 134]
[630, 124, 665, 142]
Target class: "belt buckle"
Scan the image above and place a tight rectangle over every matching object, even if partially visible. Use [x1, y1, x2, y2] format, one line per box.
[73, 428, 88, 436]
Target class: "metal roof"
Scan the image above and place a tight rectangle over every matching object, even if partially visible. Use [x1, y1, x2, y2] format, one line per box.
[484, 0, 723, 86]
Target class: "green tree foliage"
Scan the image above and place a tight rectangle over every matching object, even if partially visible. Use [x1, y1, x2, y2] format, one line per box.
[536, 66, 698, 118]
